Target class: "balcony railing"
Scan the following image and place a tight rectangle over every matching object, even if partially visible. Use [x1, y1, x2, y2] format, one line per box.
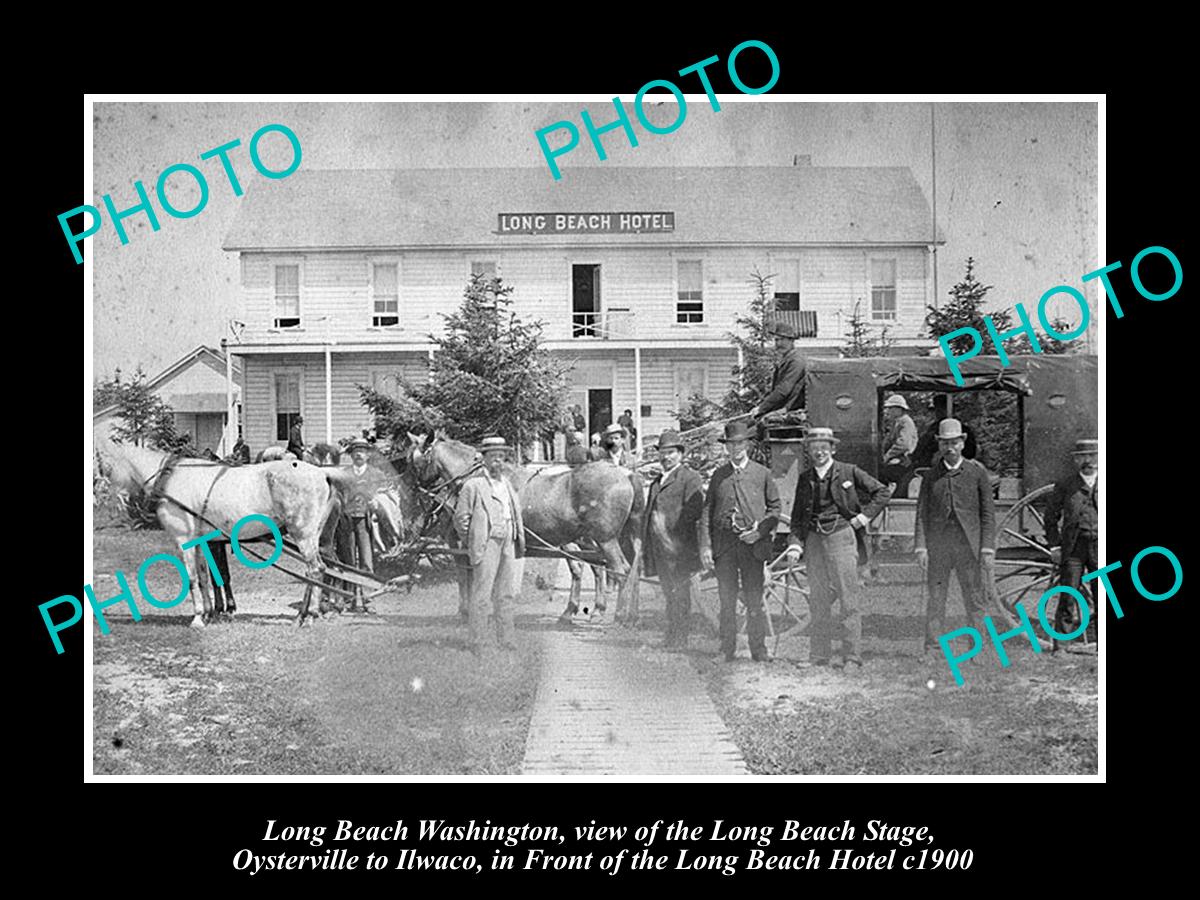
[770, 310, 818, 338]
[572, 308, 636, 339]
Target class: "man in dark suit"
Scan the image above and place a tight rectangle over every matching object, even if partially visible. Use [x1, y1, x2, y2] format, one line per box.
[1044, 438, 1099, 645]
[912, 395, 977, 468]
[644, 430, 705, 650]
[286, 415, 306, 459]
[750, 321, 807, 419]
[344, 437, 382, 613]
[787, 427, 892, 667]
[700, 421, 781, 662]
[231, 436, 251, 465]
[915, 418, 996, 651]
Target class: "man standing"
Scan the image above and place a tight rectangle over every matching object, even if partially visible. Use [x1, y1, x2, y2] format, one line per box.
[787, 428, 892, 668]
[912, 396, 978, 467]
[644, 430, 705, 650]
[1044, 438, 1099, 646]
[700, 421, 781, 662]
[454, 435, 526, 653]
[618, 408, 638, 450]
[915, 419, 996, 652]
[343, 437, 380, 613]
[572, 404, 587, 435]
[880, 394, 918, 490]
[286, 415, 306, 459]
[596, 423, 634, 467]
[750, 321, 807, 420]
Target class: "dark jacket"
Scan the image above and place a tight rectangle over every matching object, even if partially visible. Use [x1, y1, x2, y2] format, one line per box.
[643, 464, 705, 577]
[790, 460, 892, 566]
[344, 465, 382, 518]
[914, 458, 996, 558]
[1044, 473, 1098, 551]
[232, 442, 251, 465]
[700, 459, 781, 561]
[758, 348, 807, 415]
[286, 423, 305, 457]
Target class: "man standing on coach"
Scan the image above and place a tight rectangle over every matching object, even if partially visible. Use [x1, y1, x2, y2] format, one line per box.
[787, 427, 891, 668]
[454, 436, 525, 654]
[644, 430, 705, 650]
[1044, 438, 1099, 646]
[700, 421, 781, 663]
[914, 419, 996, 652]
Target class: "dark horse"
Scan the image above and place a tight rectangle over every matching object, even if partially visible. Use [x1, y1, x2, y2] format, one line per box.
[404, 434, 645, 623]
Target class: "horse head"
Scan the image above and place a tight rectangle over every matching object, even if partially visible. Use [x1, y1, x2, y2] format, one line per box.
[94, 435, 161, 498]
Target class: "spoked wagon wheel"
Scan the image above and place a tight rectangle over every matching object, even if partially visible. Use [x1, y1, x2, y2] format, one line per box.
[992, 484, 1068, 631]
[763, 557, 811, 655]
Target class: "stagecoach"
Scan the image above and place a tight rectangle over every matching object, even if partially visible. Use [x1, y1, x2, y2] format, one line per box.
[755, 353, 1098, 647]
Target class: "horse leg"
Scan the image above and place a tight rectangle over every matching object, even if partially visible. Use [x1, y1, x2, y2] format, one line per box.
[559, 550, 583, 621]
[592, 565, 607, 617]
[599, 539, 632, 625]
[179, 539, 209, 628]
[296, 533, 326, 626]
[215, 542, 235, 618]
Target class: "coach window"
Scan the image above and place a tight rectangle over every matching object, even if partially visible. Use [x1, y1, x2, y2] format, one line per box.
[870, 259, 898, 322]
[370, 261, 400, 328]
[676, 260, 704, 324]
[274, 372, 302, 441]
[273, 263, 301, 328]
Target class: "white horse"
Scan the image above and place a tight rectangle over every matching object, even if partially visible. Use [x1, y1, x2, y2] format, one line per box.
[95, 436, 351, 627]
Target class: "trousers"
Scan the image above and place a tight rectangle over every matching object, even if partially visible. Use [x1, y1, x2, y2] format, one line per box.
[924, 523, 984, 648]
[805, 526, 862, 661]
[1058, 534, 1099, 641]
[715, 540, 766, 657]
[657, 556, 694, 645]
[351, 516, 374, 572]
[468, 533, 517, 650]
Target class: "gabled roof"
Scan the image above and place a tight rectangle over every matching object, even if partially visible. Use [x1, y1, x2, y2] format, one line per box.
[223, 166, 945, 251]
[93, 345, 243, 420]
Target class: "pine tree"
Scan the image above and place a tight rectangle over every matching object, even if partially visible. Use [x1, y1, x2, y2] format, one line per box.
[841, 300, 895, 358]
[111, 365, 187, 451]
[925, 257, 1001, 355]
[723, 266, 778, 413]
[360, 273, 570, 460]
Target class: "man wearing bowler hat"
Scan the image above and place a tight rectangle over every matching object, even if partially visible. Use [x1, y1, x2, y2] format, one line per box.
[915, 418, 996, 651]
[750, 320, 807, 419]
[787, 427, 892, 668]
[644, 430, 705, 650]
[700, 421, 781, 662]
[1044, 438, 1099, 645]
[454, 436, 526, 653]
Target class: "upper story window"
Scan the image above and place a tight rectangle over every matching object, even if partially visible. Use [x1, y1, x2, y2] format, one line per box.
[676, 260, 704, 324]
[273, 264, 300, 328]
[870, 259, 897, 321]
[774, 260, 801, 311]
[371, 262, 399, 327]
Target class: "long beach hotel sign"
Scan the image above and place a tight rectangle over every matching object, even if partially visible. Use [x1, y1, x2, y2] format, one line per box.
[497, 212, 675, 235]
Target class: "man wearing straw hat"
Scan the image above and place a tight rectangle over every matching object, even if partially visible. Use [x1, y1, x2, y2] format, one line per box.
[644, 429, 705, 650]
[750, 320, 807, 420]
[454, 436, 526, 653]
[699, 421, 781, 662]
[595, 422, 634, 467]
[787, 427, 892, 668]
[1043, 438, 1099, 644]
[914, 418, 996, 652]
[880, 394, 918, 489]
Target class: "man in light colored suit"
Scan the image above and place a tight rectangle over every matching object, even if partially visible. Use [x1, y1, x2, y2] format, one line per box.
[454, 436, 526, 653]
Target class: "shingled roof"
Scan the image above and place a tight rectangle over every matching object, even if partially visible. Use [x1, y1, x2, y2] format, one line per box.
[223, 166, 943, 251]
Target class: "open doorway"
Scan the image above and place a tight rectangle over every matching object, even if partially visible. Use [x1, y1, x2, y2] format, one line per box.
[572, 264, 601, 337]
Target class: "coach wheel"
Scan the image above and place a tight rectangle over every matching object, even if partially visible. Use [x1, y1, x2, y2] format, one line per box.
[993, 484, 1058, 619]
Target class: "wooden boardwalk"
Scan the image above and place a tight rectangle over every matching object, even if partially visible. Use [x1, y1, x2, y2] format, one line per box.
[521, 622, 749, 776]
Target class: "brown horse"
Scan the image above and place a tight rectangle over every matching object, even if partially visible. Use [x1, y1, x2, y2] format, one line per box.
[96, 436, 355, 627]
[405, 434, 645, 623]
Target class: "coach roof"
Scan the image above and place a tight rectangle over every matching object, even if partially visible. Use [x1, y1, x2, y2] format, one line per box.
[222, 166, 944, 251]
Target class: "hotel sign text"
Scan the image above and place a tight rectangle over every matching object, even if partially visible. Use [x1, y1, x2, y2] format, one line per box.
[497, 212, 675, 235]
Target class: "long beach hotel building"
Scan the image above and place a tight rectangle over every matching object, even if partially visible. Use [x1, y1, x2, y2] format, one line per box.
[222, 163, 942, 457]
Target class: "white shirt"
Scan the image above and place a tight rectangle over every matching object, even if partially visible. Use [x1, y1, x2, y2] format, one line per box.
[730, 456, 750, 472]
[942, 457, 965, 472]
[659, 464, 678, 488]
[484, 472, 513, 524]
[813, 459, 834, 480]
[1081, 472, 1097, 489]
[352, 463, 368, 476]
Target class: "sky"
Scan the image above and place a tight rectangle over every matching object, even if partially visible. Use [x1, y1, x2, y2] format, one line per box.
[90, 99, 1097, 378]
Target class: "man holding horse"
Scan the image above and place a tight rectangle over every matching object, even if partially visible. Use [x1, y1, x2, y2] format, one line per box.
[700, 421, 781, 663]
[454, 436, 526, 653]
[644, 430, 704, 650]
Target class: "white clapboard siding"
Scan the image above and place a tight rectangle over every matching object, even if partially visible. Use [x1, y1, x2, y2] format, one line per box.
[238, 246, 931, 346]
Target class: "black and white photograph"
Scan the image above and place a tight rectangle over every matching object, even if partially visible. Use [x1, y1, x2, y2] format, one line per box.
[87, 97, 1100, 778]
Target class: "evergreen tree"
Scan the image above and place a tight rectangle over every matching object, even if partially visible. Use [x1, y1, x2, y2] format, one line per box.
[360, 274, 570, 460]
[723, 266, 778, 413]
[110, 365, 190, 452]
[925, 257, 999, 355]
[842, 300, 895, 358]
